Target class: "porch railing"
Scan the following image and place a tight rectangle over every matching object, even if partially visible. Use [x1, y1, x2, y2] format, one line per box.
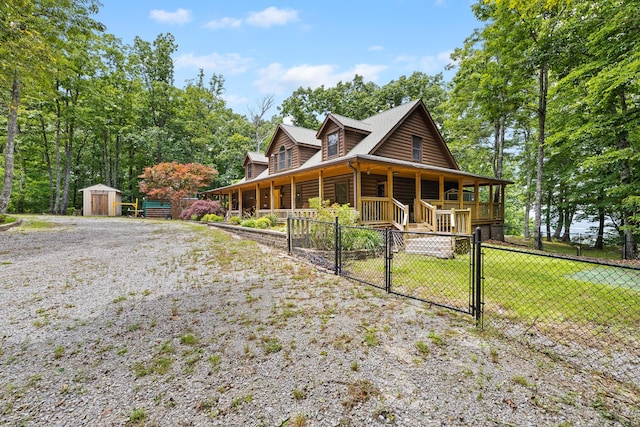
[418, 200, 437, 232]
[361, 197, 391, 225]
[391, 198, 408, 231]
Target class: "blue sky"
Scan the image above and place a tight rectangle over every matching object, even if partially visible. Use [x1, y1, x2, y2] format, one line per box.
[96, 1, 481, 117]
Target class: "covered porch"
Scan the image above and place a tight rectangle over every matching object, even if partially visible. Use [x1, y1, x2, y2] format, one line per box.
[203, 155, 510, 238]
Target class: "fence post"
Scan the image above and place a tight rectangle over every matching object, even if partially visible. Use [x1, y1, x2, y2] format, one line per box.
[385, 228, 391, 293]
[287, 216, 292, 254]
[334, 216, 340, 275]
[474, 227, 483, 327]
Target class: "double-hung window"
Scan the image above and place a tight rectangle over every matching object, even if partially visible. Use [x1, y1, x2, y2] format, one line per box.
[412, 135, 423, 162]
[327, 132, 339, 157]
[278, 146, 286, 170]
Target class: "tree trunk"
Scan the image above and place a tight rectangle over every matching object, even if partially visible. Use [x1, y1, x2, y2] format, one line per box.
[595, 205, 605, 250]
[553, 188, 563, 240]
[561, 208, 573, 243]
[53, 96, 62, 214]
[493, 117, 505, 180]
[533, 64, 548, 251]
[617, 92, 636, 259]
[545, 187, 552, 242]
[0, 72, 20, 214]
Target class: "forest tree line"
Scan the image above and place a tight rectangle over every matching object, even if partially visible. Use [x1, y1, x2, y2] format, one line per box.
[1, 0, 638, 257]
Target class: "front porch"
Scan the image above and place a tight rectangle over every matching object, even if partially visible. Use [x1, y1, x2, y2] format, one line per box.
[206, 156, 508, 238]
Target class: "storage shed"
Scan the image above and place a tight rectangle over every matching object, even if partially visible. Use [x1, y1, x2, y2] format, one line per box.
[79, 184, 122, 216]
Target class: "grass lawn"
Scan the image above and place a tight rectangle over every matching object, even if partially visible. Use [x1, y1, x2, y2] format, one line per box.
[505, 235, 622, 260]
[345, 246, 640, 351]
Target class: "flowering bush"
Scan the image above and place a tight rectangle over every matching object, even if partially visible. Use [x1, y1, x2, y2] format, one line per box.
[179, 200, 225, 221]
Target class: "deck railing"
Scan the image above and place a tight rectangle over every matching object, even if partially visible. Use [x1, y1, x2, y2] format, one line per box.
[418, 200, 437, 232]
[391, 198, 408, 231]
[361, 197, 391, 225]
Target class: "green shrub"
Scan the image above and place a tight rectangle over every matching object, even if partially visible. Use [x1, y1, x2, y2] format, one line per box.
[241, 218, 257, 228]
[229, 216, 242, 225]
[342, 228, 383, 251]
[264, 213, 279, 227]
[191, 214, 199, 221]
[201, 213, 223, 223]
[255, 217, 271, 229]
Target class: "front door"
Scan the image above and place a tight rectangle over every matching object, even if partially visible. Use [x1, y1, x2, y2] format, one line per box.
[92, 193, 109, 216]
[273, 188, 281, 210]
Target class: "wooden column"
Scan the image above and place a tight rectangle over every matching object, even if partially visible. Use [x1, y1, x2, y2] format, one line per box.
[439, 176, 444, 208]
[290, 175, 296, 214]
[228, 190, 232, 210]
[270, 181, 274, 213]
[355, 163, 362, 216]
[474, 181, 479, 220]
[255, 183, 260, 213]
[489, 184, 494, 220]
[414, 172, 422, 222]
[238, 188, 243, 216]
[458, 179, 464, 209]
[318, 170, 324, 200]
[387, 168, 394, 220]
[501, 184, 505, 219]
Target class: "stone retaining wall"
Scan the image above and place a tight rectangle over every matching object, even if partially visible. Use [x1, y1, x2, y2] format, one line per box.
[207, 222, 288, 250]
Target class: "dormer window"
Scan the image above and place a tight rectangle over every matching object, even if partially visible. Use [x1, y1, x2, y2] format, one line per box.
[247, 165, 252, 178]
[327, 132, 339, 157]
[412, 135, 422, 162]
[278, 146, 286, 170]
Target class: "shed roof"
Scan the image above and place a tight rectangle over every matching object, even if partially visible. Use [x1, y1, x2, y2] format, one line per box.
[79, 184, 121, 193]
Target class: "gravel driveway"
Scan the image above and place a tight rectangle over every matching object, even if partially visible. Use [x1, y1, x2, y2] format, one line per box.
[0, 215, 636, 426]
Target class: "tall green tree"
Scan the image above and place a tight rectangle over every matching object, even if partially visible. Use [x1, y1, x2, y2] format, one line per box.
[0, 0, 102, 213]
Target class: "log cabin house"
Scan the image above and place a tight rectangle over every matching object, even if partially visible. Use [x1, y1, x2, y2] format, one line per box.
[203, 100, 511, 240]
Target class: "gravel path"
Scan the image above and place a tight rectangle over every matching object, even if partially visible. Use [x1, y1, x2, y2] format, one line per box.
[0, 215, 637, 426]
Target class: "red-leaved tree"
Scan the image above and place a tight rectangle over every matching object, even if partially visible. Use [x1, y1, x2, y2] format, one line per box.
[138, 162, 217, 207]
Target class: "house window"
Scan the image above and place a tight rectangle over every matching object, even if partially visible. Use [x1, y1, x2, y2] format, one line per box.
[247, 165, 252, 179]
[412, 136, 422, 162]
[278, 146, 286, 170]
[335, 182, 348, 204]
[327, 132, 339, 157]
[272, 154, 278, 171]
[286, 148, 292, 168]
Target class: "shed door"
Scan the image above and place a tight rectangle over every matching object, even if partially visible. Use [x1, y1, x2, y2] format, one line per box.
[92, 193, 109, 216]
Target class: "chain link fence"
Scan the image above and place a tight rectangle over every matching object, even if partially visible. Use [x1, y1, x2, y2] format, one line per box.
[482, 244, 640, 385]
[287, 218, 639, 385]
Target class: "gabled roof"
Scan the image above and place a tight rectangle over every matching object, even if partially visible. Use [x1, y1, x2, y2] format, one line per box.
[243, 152, 268, 166]
[346, 99, 458, 170]
[264, 123, 321, 156]
[79, 184, 121, 193]
[316, 113, 372, 137]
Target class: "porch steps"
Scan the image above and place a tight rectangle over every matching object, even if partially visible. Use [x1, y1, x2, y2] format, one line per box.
[404, 235, 455, 259]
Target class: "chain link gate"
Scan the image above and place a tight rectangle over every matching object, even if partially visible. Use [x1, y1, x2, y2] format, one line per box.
[289, 217, 483, 323]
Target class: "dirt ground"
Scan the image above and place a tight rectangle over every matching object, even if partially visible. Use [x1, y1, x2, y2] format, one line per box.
[0, 215, 637, 426]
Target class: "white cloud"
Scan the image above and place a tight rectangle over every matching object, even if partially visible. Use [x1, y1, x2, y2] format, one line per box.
[253, 63, 388, 95]
[204, 17, 242, 30]
[149, 8, 191, 25]
[246, 7, 299, 28]
[394, 51, 453, 73]
[174, 53, 252, 76]
[369, 45, 384, 52]
[223, 93, 249, 107]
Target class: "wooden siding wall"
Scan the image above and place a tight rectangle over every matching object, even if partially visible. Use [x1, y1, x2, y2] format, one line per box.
[298, 145, 319, 165]
[421, 180, 439, 200]
[297, 180, 319, 208]
[361, 174, 386, 197]
[279, 185, 292, 209]
[254, 163, 268, 178]
[374, 109, 455, 169]
[242, 190, 257, 209]
[345, 130, 366, 154]
[392, 177, 416, 205]
[323, 174, 353, 206]
[259, 188, 270, 209]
